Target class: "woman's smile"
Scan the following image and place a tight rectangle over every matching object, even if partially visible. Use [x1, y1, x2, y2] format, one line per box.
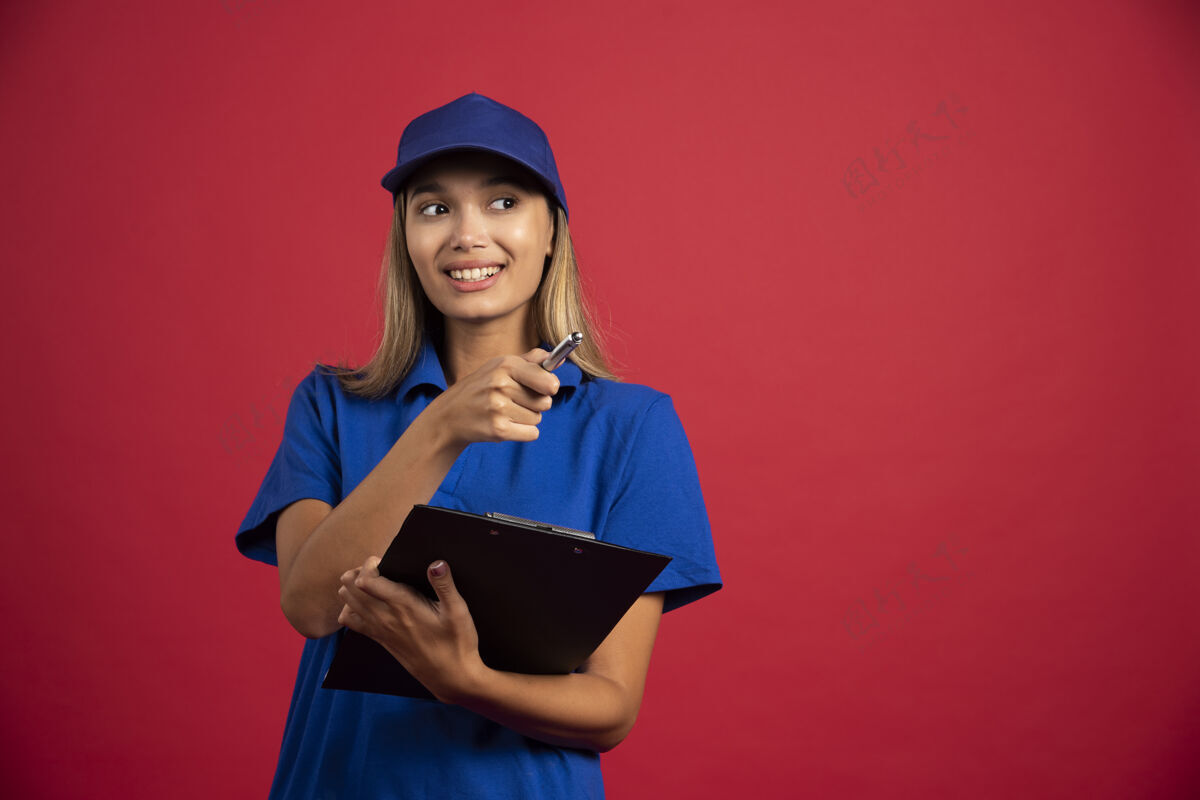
[444, 259, 505, 291]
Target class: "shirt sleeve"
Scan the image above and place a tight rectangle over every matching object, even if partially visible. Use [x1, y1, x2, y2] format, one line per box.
[600, 395, 722, 612]
[235, 369, 343, 566]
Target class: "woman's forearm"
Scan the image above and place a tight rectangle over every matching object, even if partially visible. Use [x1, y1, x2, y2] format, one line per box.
[433, 593, 665, 752]
[279, 406, 465, 638]
[450, 666, 642, 752]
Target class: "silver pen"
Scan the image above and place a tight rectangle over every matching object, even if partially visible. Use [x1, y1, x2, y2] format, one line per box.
[541, 332, 583, 371]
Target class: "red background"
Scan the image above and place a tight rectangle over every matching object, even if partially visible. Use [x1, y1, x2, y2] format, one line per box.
[2, 1, 1198, 797]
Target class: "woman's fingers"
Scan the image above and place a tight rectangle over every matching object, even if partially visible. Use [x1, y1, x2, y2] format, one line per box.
[483, 355, 556, 406]
[476, 362, 552, 440]
[430, 350, 562, 445]
[522, 347, 550, 364]
[492, 389, 544, 425]
[339, 569, 418, 637]
[337, 582, 374, 629]
[354, 570, 419, 605]
[426, 561, 465, 613]
[512, 354, 559, 400]
[508, 382, 554, 414]
[336, 558, 482, 699]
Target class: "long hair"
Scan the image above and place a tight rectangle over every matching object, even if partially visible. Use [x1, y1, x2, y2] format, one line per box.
[334, 201, 616, 399]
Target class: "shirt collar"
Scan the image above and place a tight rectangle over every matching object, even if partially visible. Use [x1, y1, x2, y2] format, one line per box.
[395, 336, 448, 402]
[395, 336, 583, 402]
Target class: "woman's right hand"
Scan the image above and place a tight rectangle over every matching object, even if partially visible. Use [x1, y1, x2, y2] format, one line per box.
[425, 348, 559, 445]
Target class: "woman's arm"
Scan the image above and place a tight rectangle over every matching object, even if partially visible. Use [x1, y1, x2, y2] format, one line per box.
[277, 350, 559, 638]
[338, 557, 664, 752]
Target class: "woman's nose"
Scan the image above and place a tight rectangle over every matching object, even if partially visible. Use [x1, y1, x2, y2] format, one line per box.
[450, 207, 490, 250]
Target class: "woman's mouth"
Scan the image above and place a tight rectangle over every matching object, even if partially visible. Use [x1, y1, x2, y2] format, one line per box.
[444, 262, 504, 292]
[448, 265, 502, 283]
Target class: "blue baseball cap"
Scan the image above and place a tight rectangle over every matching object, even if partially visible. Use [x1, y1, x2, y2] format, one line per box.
[381, 93, 568, 218]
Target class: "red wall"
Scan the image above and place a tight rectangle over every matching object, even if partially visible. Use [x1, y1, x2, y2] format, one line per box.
[3, 1, 1198, 797]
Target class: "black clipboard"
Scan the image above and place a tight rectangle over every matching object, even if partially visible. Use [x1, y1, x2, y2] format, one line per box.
[321, 504, 671, 699]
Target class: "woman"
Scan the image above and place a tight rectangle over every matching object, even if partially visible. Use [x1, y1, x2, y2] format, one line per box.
[237, 93, 721, 798]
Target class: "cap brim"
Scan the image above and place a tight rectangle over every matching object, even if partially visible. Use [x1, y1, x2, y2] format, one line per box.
[380, 144, 560, 208]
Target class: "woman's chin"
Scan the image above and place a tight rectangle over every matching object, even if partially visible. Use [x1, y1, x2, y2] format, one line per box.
[436, 300, 532, 329]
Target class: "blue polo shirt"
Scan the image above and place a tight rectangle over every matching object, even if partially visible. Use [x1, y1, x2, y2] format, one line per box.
[237, 339, 721, 799]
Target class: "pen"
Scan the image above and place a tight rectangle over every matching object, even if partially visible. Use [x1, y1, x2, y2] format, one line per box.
[541, 332, 583, 371]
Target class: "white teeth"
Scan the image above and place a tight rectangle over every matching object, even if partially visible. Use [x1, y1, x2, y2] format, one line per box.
[449, 266, 500, 282]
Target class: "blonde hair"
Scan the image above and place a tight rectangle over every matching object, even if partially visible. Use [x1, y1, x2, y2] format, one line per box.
[334, 201, 616, 399]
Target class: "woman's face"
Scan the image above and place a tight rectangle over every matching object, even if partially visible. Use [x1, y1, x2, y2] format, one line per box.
[404, 152, 554, 331]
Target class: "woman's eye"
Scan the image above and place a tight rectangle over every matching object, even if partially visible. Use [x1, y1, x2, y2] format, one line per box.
[419, 203, 449, 216]
[488, 197, 517, 211]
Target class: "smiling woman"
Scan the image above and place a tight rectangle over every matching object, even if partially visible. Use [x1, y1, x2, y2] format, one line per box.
[235, 93, 722, 799]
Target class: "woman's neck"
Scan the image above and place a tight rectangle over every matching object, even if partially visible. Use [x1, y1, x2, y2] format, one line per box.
[440, 316, 539, 386]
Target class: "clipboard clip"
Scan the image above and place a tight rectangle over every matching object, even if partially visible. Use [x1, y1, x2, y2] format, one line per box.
[485, 511, 597, 540]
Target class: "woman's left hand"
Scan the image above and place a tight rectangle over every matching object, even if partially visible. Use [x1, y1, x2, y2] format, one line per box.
[338, 557, 484, 702]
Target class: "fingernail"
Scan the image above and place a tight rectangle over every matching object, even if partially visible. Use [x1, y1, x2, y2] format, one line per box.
[429, 561, 447, 577]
